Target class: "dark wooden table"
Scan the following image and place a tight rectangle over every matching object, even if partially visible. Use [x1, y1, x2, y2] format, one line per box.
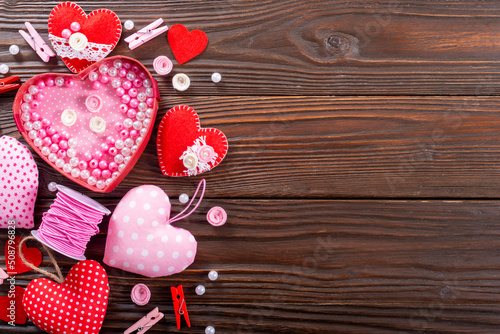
[2, 0, 500, 333]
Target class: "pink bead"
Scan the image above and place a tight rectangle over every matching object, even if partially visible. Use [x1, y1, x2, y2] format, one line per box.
[121, 95, 131, 104]
[116, 87, 125, 97]
[118, 69, 127, 78]
[100, 75, 109, 84]
[36, 79, 46, 89]
[30, 101, 40, 109]
[128, 88, 138, 98]
[114, 122, 124, 131]
[78, 161, 88, 170]
[59, 140, 68, 150]
[37, 129, 47, 138]
[129, 130, 139, 139]
[70, 22, 81, 32]
[127, 109, 137, 118]
[57, 150, 66, 158]
[139, 72, 147, 79]
[123, 62, 131, 69]
[42, 137, 52, 147]
[36, 92, 45, 101]
[98, 160, 108, 170]
[119, 104, 128, 113]
[89, 159, 99, 169]
[129, 99, 139, 108]
[83, 152, 93, 161]
[146, 98, 154, 108]
[51, 134, 61, 143]
[102, 170, 111, 179]
[62, 29, 72, 39]
[108, 162, 118, 171]
[108, 147, 118, 156]
[45, 77, 55, 87]
[100, 143, 110, 152]
[93, 151, 103, 160]
[122, 80, 132, 90]
[60, 130, 70, 139]
[46, 126, 56, 136]
[106, 136, 116, 145]
[50, 143, 59, 153]
[92, 81, 101, 90]
[31, 112, 40, 121]
[65, 78, 75, 88]
[131, 65, 139, 73]
[92, 169, 102, 178]
[133, 79, 143, 88]
[42, 118, 51, 127]
[120, 130, 129, 139]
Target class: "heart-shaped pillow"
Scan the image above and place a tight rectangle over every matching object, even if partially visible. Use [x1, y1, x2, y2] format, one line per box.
[168, 24, 208, 64]
[157, 105, 228, 177]
[103, 185, 197, 277]
[0, 136, 38, 228]
[23, 260, 109, 334]
[48, 2, 122, 73]
[6, 236, 42, 275]
[0, 286, 27, 325]
[13, 56, 159, 193]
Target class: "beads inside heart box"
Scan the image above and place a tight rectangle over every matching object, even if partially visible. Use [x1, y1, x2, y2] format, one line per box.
[13, 56, 159, 192]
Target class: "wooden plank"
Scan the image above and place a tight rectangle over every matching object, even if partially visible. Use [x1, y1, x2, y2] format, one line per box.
[2, 1, 500, 95]
[3, 96, 500, 199]
[2, 199, 500, 332]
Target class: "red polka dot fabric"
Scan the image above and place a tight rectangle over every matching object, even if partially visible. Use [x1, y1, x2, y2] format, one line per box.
[22, 260, 109, 334]
[0, 136, 38, 228]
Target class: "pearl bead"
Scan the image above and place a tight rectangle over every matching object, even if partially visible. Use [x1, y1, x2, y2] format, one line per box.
[42, 118, 51, 127]
[108, 147, 118, 156]
[129, 130, 139, 139]
[80, 170, 90, 179]
[195, 285, 205, 296]
[50, 143, 59, 153]
[63, 163, 72, 173]
[65, 78, 75, 88]
[41, 146, 50, 156]
[111, 78, 121, 88]
[121, 94, 131, 104]
[129, 98, 139, 108]
[118, 68, 127, 78]
[106, 178, 113, 185]
[51, 133, 61, 143]
[133, 78, 142, 88]
[42, 137, 52, 147]
[139, 72, 147, 79]
[99, 75, 109, 84]
[70, 157, 79, 167]
[143, 119, 151, 128]
[143, 79, 151, 88]
[125, 138, 134, 148]
[205, 326, 215, 334]
[137, 92, 146, 102]
[136, 112, 146, 121]
[48, 182, 58, 192]
[211, 72, 222, 83]
[100, 143, 110, 152]
[38, 129, 47, 138]
[96, 180, 105, 189]
[133, 121, 143, 130]
[93, 151, 103, 160]
[55, 77, 64, 87]
[108, 162, 118, 171]
[98, 160, 108, 170]
[55, 158, 64, 168]
[0, 64, 9, 74]
[179, 194, 189, 203]
[23, 93, 33, 102]
[28, 85, 39, 95]
[92, 81, 101, 90]
[123, 61, 131, 69]
[62, 29, 72, 39]
[113, 59, 123, 69]
[115, 140, 125, 150]
[89, 159, 99, 169]
[120, 130, 130, 139]
[115, 122, 124, 131]
[89, 72, 99, 82]
[58, 140, 67, 149]
[122, 80, 132, 90]
[30, 100, 40, 109]
[78, 161, 88, 170]
[70, 22, 81, 32]
[112, 171, 119, 179]
[138, 101, 148, 112]
[126, 71, 136, 81]
[124, 20, 134, 30]
[116, 87, 125, 97]
[71, 168, 80, 178]
[28, 130, 38, 139]
[9, 45, 19, 55]
[32, 121, 42, 130]
[208, 270, 218, 281]
[102, 170, 111, 179]
[83, 152, 93, 161]
[36, 79, 46, 89]
[99, 64, 108, 74]
[57, 150, 66, 159]
[21, 103, 31, 113]
[33, 138, 43, 147]
[124, 156, 131, 164]
[106, 136, 116, 145]
[119, 163, 126, 171]
[121, 147, 131, 157]
[123, 118, 133, 128]
[23, 121, 33, 131]
[21, 112, 31, 122]
[68, 138, 77, 148]
[131, 65, 140, 73]
[140, 128, 148, 137]
[87, 176, 97, 186]
[67, 148, 77, 158]
[128, 88, 138, 98]
[114, 154, 124, 164]
[108, 67, 117, 77]
[127, 109, 137, 118]
[47, 126, 56, 136]
[136, 136, 143, 145]
[92, 169, 102, 178]
[36, 92, 45, 101]
[45, 77, 55, 87]
[146, 108, 153, 118]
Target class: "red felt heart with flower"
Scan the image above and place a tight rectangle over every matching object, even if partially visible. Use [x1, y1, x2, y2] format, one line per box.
[5, 236, 42, 276]
[157, 105, 228, 176]
[0, 286, 27, 325]
[48, 2, 122, 73]
[23, 260, 109, 334]
[168, 25, 208, 64]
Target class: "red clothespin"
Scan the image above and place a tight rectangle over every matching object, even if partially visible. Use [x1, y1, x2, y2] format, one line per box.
[124, 307, 164, 334]
[125, 18, 169, 50]
[0, 76, 20, 94]
[171, 285, 190, 329]
[19, 22, 55, 62]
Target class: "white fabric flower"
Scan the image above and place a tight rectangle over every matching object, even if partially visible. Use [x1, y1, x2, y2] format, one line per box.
[89, 116, 106, 134]
[69, 32, 88, 51]
[182, 153, 198, 170]
[61, 109, 77, 126]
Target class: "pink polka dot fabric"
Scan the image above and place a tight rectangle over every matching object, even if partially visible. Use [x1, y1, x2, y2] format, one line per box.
[22, 260, 109, 334]
[103, 185, 197, 278]
[0, 136, 38, 228]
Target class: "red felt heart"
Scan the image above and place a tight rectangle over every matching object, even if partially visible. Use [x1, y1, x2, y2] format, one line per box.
[5, 236, 42, 276]
[48, 2, 122, 73]
[168, 25, 208, 64]
[157, 105, 228, 176]
[0, 286, 27, 325]
[23, 260, 109, 334]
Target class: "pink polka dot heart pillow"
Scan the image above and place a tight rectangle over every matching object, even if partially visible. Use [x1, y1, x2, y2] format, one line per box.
[0, 136, 38, 228]
[104, 185, 197, 277]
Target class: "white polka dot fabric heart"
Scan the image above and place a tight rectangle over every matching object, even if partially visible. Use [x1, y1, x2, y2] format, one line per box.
[103, 185, 197, 277]
[0, 136, 38, 228]
[22, 260, 109, 334]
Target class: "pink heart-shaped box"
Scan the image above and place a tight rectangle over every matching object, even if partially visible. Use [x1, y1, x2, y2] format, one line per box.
[103, 185, 197, 278]
[13, 56, 159, 193]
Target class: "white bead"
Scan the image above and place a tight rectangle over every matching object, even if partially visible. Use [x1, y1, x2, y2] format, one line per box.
[9, 45, 19, 55]
[96, 180, 105, 189]
[113, 59, 123, 69]
[125, 138, 134, 148]
[89, 72, 99, 82]
[63, 163, 72, 173]
[195, 285, 205, 296]
[208, 270, 218, 281]
[179, 194, 189, 204]
[55, 77, 64, 87]
[33, 138, 43, 147]
[124, 20, 134, 30]
[205, 326, 215, 334]
[80, 170, 90, 179]
[67, 148, 77, 158]
[99, 64, 108, 74]
[48, 182, 58, 192]
[71, 168, 80, 178]
[48, 153, 57, 162]
[55, 159, 64, 168]
[0, 64, 9, 74]
[116, 139, 125, 149]
[28, 130, 38, 139]
[32, 121, 42, 131]
[41, 146, 50, 156]
[69, 157, 79, 166]
[114, 154, 124, 163]
[87, 176, 97, 186]
[68, 138, 77, 148]
[211, 72, 221, 83]
[28, 85, 39, 95]
[124, 156, 131, 164]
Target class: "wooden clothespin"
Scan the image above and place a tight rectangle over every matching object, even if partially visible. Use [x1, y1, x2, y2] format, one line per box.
[124, 307, 164, 334]
[171, 285, 191, 329]
[125, 18, 169, 50]
[18, 22, 55, 62]
[0, 76, 20, 94]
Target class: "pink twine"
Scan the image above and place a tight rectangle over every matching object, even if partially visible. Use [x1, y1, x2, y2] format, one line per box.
[207, 206, 227, 226]
[85, 95, 103, 113]
[131, 283, 151, 306]
[153, 56, 173, 75]
[169, 179, 206, 224]
[37, 190, 105, 258]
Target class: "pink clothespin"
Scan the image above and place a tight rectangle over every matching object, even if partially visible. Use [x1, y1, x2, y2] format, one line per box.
[125, 18, 169, 50]
[19, 22, 55, 62]
[124, 307, 164, 334]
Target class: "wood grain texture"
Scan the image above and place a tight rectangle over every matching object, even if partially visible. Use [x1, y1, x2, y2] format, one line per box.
[1, 199, 500, 333]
